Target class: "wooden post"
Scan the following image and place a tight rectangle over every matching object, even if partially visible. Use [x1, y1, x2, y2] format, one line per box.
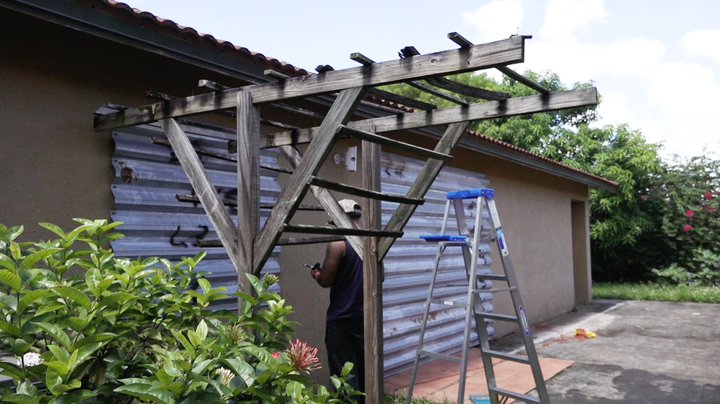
[159, 118, 239, 270]
[236, 91, 260, 293]
[362, 138, 383, 403]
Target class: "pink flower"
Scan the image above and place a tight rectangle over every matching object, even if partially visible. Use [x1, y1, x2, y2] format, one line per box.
[285, 339, 321, 374]
[272, 351, 279, 358]
[685, 210, 694, 217]
[706, 192, 713, 199]
[683, 225, 692, 232]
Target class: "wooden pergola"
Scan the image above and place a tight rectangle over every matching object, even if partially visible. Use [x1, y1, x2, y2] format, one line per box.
[94, 33, 597, 402]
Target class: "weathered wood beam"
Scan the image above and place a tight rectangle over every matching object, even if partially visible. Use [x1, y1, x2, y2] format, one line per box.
[377, 123, 471, 261]
[365, 87, 437, 111]
[237, 92, 261, 282]
[406, 80, 470, 106]
[175, 194, 323, 210]
[338, 126, 452, 161]
[258, 87, 598, 149]
[146, 91, 299, 131]
[283, 224, 402, 238]
[309, 176, 425, 205]
[426, 77, 510, 101]
[252, 87, 366, 274]
[362, 139, 384, 404]
[150, 137, 294, 173]
[496, 66, 551, 95]
[159, 118, 240, 271]
[94, 37, 525, 131]
[279, 145, 365, 257]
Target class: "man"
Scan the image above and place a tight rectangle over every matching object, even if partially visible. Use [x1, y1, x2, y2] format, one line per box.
[311, 199, 365, 403]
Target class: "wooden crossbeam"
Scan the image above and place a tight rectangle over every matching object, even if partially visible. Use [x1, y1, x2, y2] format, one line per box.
[159, 118, 240, 271]
[278, 145, 365, 257]
[377, 122, 471, 261]
[150, 137, 294, 173]
[252, 87, 366, 274]
[175, 194, 323, 210]
[93, 37, 525, 131]
[406, 80, 470, 105]
[338, 125, 453, 161]
[309, 176, 425, 205]
[258, 88, 598, 149]
[283, 224, 402, 238]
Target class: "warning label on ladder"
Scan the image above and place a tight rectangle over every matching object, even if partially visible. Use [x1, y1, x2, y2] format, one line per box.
[488, 199, 501, 229]
[497, 228, 509, 256]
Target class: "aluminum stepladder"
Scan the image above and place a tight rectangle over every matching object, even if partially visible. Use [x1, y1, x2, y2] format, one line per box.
[405, 188, 550, 404]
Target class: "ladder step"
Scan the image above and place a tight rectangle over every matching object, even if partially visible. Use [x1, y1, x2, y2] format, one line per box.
[474, 287, 516, 294]
[475, 312, 519, 323]
[446, 188, 494, 200]
[338, 125, 453, 161]
[418, 350, 461, 363]
[476, 273, 508, 281]
[482, 349, 530, 364]
[489, 386, 542, 403]
[282, 224, 403, 238]
[309, 176, 424, 205]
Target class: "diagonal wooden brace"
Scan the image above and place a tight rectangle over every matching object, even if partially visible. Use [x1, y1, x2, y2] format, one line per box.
[252, 87, 366, 274]
[377, 122, 470, 261]
[159, 118, 240, 271]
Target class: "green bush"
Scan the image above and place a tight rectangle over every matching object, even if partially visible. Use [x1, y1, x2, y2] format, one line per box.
[0, 219, 360, 403]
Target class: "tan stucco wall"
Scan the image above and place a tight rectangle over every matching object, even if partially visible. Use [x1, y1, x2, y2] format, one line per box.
[0, 9, 244, 241]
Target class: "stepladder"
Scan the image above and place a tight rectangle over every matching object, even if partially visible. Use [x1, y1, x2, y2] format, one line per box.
[406, 188, 550, 404]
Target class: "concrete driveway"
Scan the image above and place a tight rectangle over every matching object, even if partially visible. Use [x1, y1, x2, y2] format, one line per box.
[490, 299, 720, 403]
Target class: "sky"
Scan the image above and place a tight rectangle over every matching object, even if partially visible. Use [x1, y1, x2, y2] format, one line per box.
[126, 0, 720, 160]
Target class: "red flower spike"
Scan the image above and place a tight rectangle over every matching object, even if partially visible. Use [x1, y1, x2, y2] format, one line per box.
[683, 225, 692, 232]
[285, 339, 321, 374]
[272, 351, 279, 358]
[685, 210, 694, 217]
[706, 192, 713, 199]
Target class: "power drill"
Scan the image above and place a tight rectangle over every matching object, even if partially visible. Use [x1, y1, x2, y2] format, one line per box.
[304, 263, 321, 279]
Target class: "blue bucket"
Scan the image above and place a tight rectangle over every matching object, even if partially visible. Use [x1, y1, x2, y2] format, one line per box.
[469, 394, 490, 404]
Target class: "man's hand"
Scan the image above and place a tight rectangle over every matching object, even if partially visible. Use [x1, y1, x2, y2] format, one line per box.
[308, 263, 321, 279]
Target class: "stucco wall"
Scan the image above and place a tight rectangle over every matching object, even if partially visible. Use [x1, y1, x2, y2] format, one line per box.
[0, 9, 244, 241]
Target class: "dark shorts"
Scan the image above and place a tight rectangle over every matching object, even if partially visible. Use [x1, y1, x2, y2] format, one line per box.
[326, 316, 365, 404]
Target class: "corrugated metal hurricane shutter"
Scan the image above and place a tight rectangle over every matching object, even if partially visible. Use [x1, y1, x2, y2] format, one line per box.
[381, 152, 495, 376]
[109, 122, 282, 310]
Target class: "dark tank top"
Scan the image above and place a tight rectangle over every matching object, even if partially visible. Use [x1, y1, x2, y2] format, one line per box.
[327, 241, 364, 322]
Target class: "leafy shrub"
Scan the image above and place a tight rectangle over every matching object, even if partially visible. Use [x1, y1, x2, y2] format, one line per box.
[0, 219, 360, 403]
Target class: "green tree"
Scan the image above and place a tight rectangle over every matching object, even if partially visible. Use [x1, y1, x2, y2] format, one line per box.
[383, 71, 664, 281]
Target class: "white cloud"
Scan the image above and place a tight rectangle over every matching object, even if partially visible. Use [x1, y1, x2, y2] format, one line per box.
[680, 29, 720, 65]
[594, 92, 632, 127]
[644, 62, 720, 157]
[539, 0, 608, 40]
[461, 0, 524, 43]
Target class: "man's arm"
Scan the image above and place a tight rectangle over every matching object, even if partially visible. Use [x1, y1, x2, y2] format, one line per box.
[315, 240, 345, 288]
